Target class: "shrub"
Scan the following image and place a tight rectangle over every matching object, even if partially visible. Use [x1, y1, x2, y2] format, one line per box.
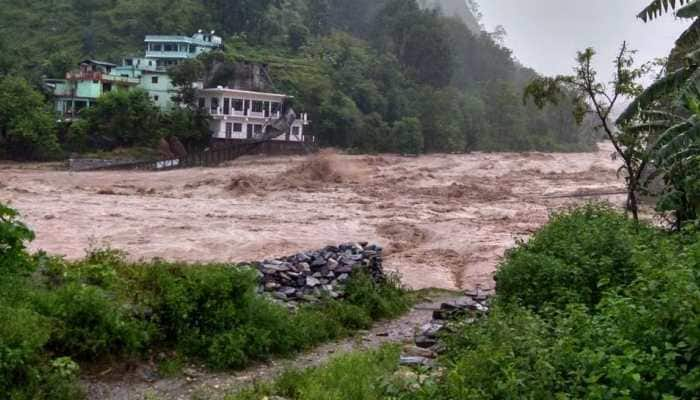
[393, 117, 424, 155]
[495, 204, 657, 310]
[399, 206, 700, 400]
[0, 305, 82, 400]
[32, 282, 149, 360]
[0, 204, 35, 274]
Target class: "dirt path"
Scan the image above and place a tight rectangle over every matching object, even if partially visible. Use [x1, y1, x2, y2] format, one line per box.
[0, 144, 624, 292]
[83, 294, 456, 400]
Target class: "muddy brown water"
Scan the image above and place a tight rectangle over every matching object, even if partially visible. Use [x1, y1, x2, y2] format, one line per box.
[0, 143, 624, 292]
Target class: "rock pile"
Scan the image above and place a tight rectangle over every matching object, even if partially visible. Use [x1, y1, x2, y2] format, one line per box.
[253, 242, 384, 303]
[401, 289, 493, 367]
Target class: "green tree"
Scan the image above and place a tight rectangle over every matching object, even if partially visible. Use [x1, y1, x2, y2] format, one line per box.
[525, 44, 648, 220]
[0, 76, 61, 160]
[80, 89, 161, 149]
[393, 116, 423, 154]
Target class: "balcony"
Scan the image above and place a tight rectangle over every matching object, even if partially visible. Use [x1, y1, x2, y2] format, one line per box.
[145, 50, 193, 60]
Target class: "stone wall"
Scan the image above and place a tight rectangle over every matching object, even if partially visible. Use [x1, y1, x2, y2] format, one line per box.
[252, 242, 384, 303]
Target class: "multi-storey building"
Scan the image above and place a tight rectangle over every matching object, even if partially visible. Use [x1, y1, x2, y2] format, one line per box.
[46, 32, 311, 144]
[112, 31, 223, 110]
[197, 87, 310, 143]
[48, 31, 223, 116]
[45, 60, 140, 119]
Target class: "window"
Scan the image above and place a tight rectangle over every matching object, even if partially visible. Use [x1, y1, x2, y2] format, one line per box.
[154, 95, 159, 102]
[151, 76, 159, 84]
[223, 98, 230, 115]
[271, 102, 281, 114]
[125, 59, 133, 66]
[232, 99, 243, 112]
[211, 97, 219, 113]
[151, 43, 162, 51]
[252, 101, 263, 113]
[233, 123, 242, 132]
[189, 45, 196, 53]
[254, 124, 263, 134]
[164, 43, 176, 52]
[292, 126, 301, 136]
[226, 123, 233, 139]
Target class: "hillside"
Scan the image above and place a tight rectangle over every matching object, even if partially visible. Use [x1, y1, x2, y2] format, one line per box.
[0, 0, 597, 161]
[420, 0, 481, 33]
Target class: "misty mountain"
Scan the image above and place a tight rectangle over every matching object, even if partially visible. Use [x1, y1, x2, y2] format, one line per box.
[419, 0, 481, 34]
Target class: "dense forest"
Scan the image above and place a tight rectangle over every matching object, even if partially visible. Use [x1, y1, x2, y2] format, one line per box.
[0, 0, 596, 160]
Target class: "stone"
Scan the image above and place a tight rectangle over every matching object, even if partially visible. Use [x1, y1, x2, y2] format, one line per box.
[311, 257, 326, 267]
[419, 322, 445, 338]
[328, 258, 339, 270]
[337, 273, 349, 282]
[297, 262, 311, 273]
[336, 265, 353, 274]
[262, 264, 290, 274]
[402, 345, 437, 359]
[306, 276, 321, 287]
[415, 335, 438, 349]
[399, 356, 433, 367]
[265, 281, 281, 290]
[273, 292, 288, 301]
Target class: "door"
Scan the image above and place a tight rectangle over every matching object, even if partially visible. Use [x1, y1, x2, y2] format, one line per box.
[246, 124, 253, 139]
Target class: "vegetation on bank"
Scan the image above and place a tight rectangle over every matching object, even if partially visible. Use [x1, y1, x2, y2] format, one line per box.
[0, 0, 597, 161]
[0, 203, 410, 400]
[232, 205, 700, 399]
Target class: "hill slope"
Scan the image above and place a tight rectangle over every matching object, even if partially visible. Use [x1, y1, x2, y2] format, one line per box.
[420, 0, 481, 33]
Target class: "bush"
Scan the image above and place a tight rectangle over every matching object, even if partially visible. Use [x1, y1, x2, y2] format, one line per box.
[393, 117, 424, 155]
[399, 205, 700, 399]
[0, 204, 35, 274]
[495, 204, 657, 310]
[0, 305, 83, 400]
[32, 282, 150, 360]
[0, 202, 412, 396]
[0, 76, 62, 161]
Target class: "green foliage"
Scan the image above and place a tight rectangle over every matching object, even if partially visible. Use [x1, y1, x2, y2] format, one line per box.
[638, 0, 695, 22]
[495, 204, 655, 311]
[0, 202, 411, 397]
[78, 89, 162, 149]
[393, 117, 424, 155]
[0, 204, 35, 274]
[389, 206, 700, 399]
[0, 0, 595, 159]
[0, 76, 62, 160]
[228, 345, 403, 400]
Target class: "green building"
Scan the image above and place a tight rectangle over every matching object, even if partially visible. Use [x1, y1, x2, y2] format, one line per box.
[45, 60, 140, 119]
[47, 31, 223, 118]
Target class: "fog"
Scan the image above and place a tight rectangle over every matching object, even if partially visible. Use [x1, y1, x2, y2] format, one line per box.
[478, 0, 689, 83]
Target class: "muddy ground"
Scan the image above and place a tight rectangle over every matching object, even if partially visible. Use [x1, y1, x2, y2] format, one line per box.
[0, 143, 624, 291]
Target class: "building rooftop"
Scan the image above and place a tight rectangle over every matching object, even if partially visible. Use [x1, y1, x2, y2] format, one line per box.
[145, 34, 221, 47]
[199, 87, 290, 99]
[80, 59, 117, 67]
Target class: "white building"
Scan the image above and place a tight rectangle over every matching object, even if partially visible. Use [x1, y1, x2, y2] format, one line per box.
[198, 87, 310, 142]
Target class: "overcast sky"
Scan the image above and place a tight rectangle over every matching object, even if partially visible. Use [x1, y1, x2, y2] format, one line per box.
[477, 0, 689, 83]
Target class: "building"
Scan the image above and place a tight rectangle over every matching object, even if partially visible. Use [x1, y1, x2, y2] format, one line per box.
[46, 60, 140, 119]
[112, 30, 223, 110]
[198, 87, 310, 142]
[46, 32, 311, 145]
[48, 31, 223, 116]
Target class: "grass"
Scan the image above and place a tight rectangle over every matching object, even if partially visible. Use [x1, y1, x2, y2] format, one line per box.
[0, 203, 413, 399]
[227, 345, 404, 400]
